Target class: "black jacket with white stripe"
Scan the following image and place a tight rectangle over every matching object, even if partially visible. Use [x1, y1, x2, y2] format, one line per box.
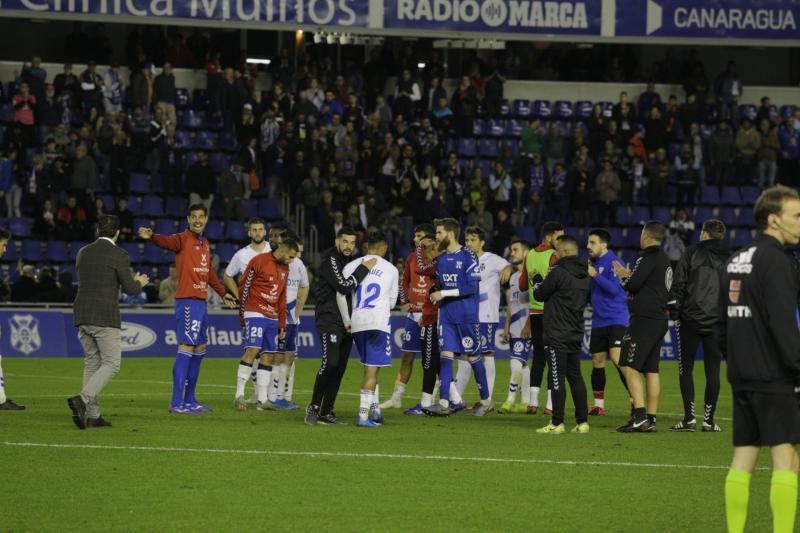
[621, 245, 672, 321]
[314, 246, 370, 332]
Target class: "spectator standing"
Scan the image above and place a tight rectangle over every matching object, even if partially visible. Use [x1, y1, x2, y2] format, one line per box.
[80, 61, 104, 116]
[521, 118, 543, 156]
[777, 117, 799, 186]
[757, 119, 779, 188]
[54, 63, 80, 108]
[70, 142, 96, 211]
[709, 121, 736, 188]
[219, 161, 245, 224]
[57, 195, 88, 241]
[715, 61, 742, 128]
[113, 197, 135, 242]
[34, 199, 58, 240]
[452, 76, 479, 138]
[159, 264, 178, 306]
[735, 118, 760, 186]
[153, 63, 177, 127]
[108, 130, 132, 194]
[128, 63, 153, 111]
[12, 83, 37, 149]
[103, 64, 124, 115]
[393, 69, 421, 122]
[674, 143, 700, 207]
[0, 150, 21, 218]
[637, 82, 663, 120]
[542, 122, 568, 173]
[647, 148, 672, 210]
[186, 151, 217, 213]
[643, 107, 668, 153]
[595, 159, 621, 225]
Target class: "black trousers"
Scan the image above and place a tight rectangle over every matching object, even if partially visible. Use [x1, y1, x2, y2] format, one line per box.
[547, 344, 588, 426]
[310, 329, 353, 415]
[674, 320, 721, 423]
[421, 324, 440, 395]
[529, 314, 550, 391]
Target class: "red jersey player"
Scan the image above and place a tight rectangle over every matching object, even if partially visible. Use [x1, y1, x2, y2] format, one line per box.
[138, 204, 236, 414]
[235, 238, 299, 410]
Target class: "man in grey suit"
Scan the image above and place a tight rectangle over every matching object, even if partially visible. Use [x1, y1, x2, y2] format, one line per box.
[67, 215, 149, 429]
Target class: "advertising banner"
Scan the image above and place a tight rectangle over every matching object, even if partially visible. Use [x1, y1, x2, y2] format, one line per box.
[0, 309, 685, 361]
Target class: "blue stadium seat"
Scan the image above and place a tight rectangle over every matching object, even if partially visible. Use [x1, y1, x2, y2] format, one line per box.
[8, 217, 32, 238]
[701, 187, 720, 205]
[499, 100, 510, 116]
[599, 102, 613, 118]
[165, 196, 186, 214]
[780, 105, 796, 119]
[176, 88, 190, 109]
[192, 89, 210, 110]
[121, 242, 142, 263]
[225, 221, 246, 242]
[0, 103, 14, 123]
[243, 199, 258, 219]
[652, 206, 670, 223]
[739, 104, 757, 122]
[694, 206, 713, 223]
[45, 241, 68, 263]
[512, 99, 531, 118]
[67, 242, 88, 261]
[2, 241, 18, 262]
[205, 113, 224, 130]
[700, 123, 714, 140]
[153, 218, 177, 235]
[218, 130, 238, 152]
[20, 240, 42, 262]
[214, 242, 236, 263]
[499, 139, 519, 156]
[140, 196, 163, 217]
[204, 220, 224, 241]
[143, 243, 167, 264]
[258, 198, 281, 219]
[717, 207, 739, 227]
[129, 172, 150, 193]
[209, 153, 230, 172]
[175, 130, 194, 149]
[733, 229, 754, 248]
[574, 101, 593, 119]
[479, 138, 498, 158]
[457, 138, 477, 157]
[533, 100, 552, 118]
[607, 228, 624, 247]
[632, 206, 650, 224]
[720, 187, 741, 205]
[554, 101, 573, 119]
[474, 160, 491, 178]
[517, 226, 537, 244]
[616, 206, 632, 225]
[126, 198, 143, 216]
[132, 218, 151, 234]
[182, 109, 205, 129]
[486, 119, 505, 137]
[741, 187, 759, 204]
[768, 105, 778, 123]
[195, 131, 218, 151]
[623, 230, 640, 248]
[506, 119, 523, 137]
[472, 119, 484, 137]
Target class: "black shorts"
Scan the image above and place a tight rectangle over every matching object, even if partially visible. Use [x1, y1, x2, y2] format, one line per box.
[619, 317, 668, 374]
[733, 390, 800, 447]
[589, 325, 627, 354]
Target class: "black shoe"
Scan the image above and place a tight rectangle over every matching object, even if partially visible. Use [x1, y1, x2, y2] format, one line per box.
[0, 399, 25, 410]
[318, 412, 347, 425]
[67, 395, 87, 430]
[304, 404, 319, 426]
[616, 417, 636, 433]
[632, 419, 657, 433]
[670, 419, 696, 432]
[86, 416, 112, 428]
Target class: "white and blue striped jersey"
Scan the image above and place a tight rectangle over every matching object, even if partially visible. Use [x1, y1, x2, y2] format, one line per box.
[287, 257, 309, 325]
[341, 255, 399, 334]
[507, 270, 529, 338]
[478, 251, 510, 324]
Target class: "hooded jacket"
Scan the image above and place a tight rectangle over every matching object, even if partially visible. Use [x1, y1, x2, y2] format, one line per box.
[533, 255, 591, 351]
[667, 238, 729, 333]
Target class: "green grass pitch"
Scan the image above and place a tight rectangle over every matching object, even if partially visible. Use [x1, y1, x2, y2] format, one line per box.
[0, 358, 777, 532]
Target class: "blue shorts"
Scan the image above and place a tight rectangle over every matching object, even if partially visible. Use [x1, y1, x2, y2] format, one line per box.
[175, 298, 208, 346]
[278, 324, 299, 353]
[510, 338, 532, 363]
[401, 315, 422, 353]
[438, 323, 480, 356]
[479, 323, 498, 354]
[353, 330, 392, 367]
[243, 316, 280, 354]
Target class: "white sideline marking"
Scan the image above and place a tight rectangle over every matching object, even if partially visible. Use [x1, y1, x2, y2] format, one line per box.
[2, 441, 745, 471]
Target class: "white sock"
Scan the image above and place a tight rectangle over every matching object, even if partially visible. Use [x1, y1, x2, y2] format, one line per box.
[520, 366, 531, 404]
[433, 380, 440, 401]
[371, 385, 381, 416]
[269, 364, 286, 402]
[506, 359, 523, 404]
[421, 392, 433, 407]
[392, 380, 406, 401]
[485, 355, 496, 398]
[546, 388, 553, 411]
[530, 386, 540, 407]
[250, 359, 259, 388]
[0, 355, 6, 404]
[235, 363, 251, 398]
[256, 367, 272, 405]
[285, 361, 295, 401]
[455, 360, 471, 397]
[359, 389, 372, 421]
[449, 381, 463, 404]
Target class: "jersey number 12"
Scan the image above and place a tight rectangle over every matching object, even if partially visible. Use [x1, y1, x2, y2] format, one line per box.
[355, 283, 381, 310]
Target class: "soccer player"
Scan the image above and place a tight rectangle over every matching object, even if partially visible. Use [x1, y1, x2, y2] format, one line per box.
[722, 186, 800, 533]
[305, 228, 377, 425]
[223, 217, 270, 405]
[533, 235, 591, 434]
[667, 219, 728, 432]
[519, 221, 563, 414]
[139, 205, 237, 414]
[269, 232, 310, 410]
[0, 228, 24, 411]
[338, 230, 399, 427]
[612, 221, 671, 433]
[423, 218, 492, 417]
[586, 229, 630, 416]
[235, 237, 299, 410]
[498, 239, 532, 414]
[382, 223, 435, 409]
[457, 225, 512, 409]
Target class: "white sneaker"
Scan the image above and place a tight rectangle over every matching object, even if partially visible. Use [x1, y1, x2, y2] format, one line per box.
[379, 398, 402, 409]
[245, 393, 258, 405]
[234, 395, 247, 411]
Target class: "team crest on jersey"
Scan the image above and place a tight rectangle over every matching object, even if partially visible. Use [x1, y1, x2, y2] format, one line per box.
[9, 314, 41, 355]
[462, 336, 474, 350]
[200, 253, 208, 267]
[330, 334, 338, 343]
[417, 276, 427, 288]
[514, 341, 524, 353]
[729, 280, 741, 304]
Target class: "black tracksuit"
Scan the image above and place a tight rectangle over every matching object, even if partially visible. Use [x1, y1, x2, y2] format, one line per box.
[667, 238, 728, 424]
[311, 247, 370, 415]
[533, 255, 591, 426]
[722, 234, 800, 446]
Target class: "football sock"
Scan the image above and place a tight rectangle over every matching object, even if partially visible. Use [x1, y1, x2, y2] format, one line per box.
[506, 359, 523, 404]
[725, 469, 751, 533]
[439, 358, 453, 406]
[250, 359, 259, 387]
[770, 470, 798, 533]
[183, 350, 205, 405]
[455, 360, 471, 397]
[470, 357, 490, 402]
[703, 403, 715, 425]
[591, 367, 606, 407]
[485, 355, 496, 397]
[371, 385, 382, 418]
[421, 392, 433, 407]
[530, 386, 541, 407]
[432, 380, 440, 402]
[235, 361, 252, 398]
[171, 351, 192, 407]
[647, 413, 657, 424]
[285, 361, 295, 401]
[256, 364, 272, 405]
[391, 379, 406, 402]
[359, 389, 372, 422]
[546, 388, 552, 411]
[269, 364, 286, 402]
[520, 366, 531, 405]
[632, 407, 647, 423]
[449, 382, 463, 404]
[0, 355, 6, 404]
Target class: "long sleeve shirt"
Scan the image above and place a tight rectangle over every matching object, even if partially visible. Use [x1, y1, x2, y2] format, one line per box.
[151, 229, 226, 301]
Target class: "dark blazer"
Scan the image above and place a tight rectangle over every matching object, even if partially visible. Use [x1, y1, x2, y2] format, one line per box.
[74, 238, 142, 329]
